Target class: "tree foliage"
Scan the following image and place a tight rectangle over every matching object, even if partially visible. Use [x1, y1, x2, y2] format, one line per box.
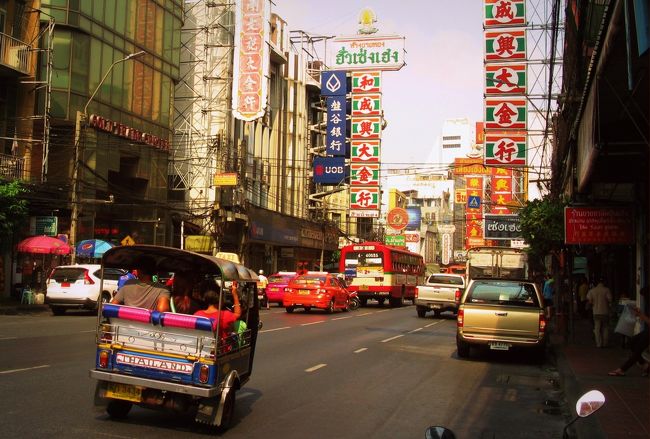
[0, 180, 29, 250]
[519, 196, 566, 269]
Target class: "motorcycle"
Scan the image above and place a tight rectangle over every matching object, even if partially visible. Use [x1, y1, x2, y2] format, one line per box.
[348, 291, 360, 311]
[424, 389, 606, 439]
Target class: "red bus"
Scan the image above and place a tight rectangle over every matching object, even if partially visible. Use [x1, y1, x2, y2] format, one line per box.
[339, 242, 425, 307]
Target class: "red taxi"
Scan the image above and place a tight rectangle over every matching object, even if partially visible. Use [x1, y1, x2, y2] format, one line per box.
[265, 271, 296, 307]
[283, 272, 351, 313]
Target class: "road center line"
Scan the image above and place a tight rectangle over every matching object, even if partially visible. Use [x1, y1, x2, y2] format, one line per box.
[424, 321, 445, 328]
[408, 327, 423, 333]
[357, 312, 373, 316]
[332, 316, 353, 321]
[0, 364, 50, 375]
[260, 326, 291, 333]
[301, 321, 326, 326]
[376, 309, 391, 313]
[354, 348, 368, 353]
[305, 363, 327, 372]
[381, 334, 404, 343]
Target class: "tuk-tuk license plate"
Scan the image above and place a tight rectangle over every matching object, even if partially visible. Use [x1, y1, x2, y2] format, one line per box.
[489, 342, 511, 351]
[105, 382, 142, 403]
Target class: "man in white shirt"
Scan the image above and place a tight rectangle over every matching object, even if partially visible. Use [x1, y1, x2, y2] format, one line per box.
[587, 278, 613, 348]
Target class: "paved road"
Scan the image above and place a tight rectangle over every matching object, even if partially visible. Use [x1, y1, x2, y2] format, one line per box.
[0, 305, 569, 438]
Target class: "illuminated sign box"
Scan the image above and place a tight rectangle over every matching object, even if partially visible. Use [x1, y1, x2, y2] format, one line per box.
[214, 173, 238, 186]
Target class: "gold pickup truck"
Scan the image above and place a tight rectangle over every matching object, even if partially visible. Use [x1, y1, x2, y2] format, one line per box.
[456, 278, 547, 361]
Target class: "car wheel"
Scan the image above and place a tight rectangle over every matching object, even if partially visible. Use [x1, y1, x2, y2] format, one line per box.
[326, 299, 334, 314]
[285, 306, 294, 313]
[304, 306, 312, 313]
[416, 306, 427, 318]
[433, 309, 441, 318]
[51, 306, 66, 316]
[456, 337, 470, 358]
[106, 399, 132, 419]
[377, 298, 385, 307]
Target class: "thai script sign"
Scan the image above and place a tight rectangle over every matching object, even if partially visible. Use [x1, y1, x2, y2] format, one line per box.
[350, 162, 380, 186]
[485, 63, 527, 94]
[351, 140, 380, 162]
[331, 35, 406, 71]
[485, 132, 527, 166]
[485, 29, 526, 61]
[326, 96, 348, 156]
[232, 0, 270, 121]
[385, 234, 406, 247]
[484, 214, 522, 240]
[564, 207, 634, 245]
[214, 172, 238, 186]
[351, 71, 382, 92]
[453, 158, 490, 175]
[484, 0, 526, 27]
[485, 98, 527, 129]
[350, 210, 380, 218]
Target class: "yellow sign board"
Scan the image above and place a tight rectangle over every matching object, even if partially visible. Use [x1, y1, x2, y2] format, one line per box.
[121, 235, 135, 246]
[214, 173, 238, 186]
[185, 235, 214, 253]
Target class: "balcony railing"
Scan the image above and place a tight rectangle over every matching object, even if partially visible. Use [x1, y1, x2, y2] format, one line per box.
[0, 32, 31, 75]
[0, 152, 25, 181]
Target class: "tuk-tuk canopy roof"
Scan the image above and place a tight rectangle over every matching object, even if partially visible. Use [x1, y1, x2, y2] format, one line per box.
[102, 245, 258, 282]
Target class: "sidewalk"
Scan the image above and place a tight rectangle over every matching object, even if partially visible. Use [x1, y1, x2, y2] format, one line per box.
[0, 296, 49, 315]
[551, 315, 650, 439]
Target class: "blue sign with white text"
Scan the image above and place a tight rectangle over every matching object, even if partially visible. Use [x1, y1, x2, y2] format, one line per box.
[467, 195, 481, 209]
[321, 71, 347, 96]
[313, 156, 347, 184]
[326, 96, 348, 157]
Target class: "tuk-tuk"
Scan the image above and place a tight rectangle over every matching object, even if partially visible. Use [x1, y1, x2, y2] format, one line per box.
[89, 245, 260, 430]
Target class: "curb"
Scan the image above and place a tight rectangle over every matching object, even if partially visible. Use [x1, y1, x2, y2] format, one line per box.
[0, 304, 50, 315]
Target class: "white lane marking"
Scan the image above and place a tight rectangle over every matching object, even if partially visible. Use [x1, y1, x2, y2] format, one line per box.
[305, 363, 327, 372]
[0, 364, 50, 375]
[424, 321, 445, 328]
[80, 330, 96, 333]
[357, 312, 373, 316]
[0, 337, 17, 340]
[376, 309, 391, 313]
[301, 321, 325, 326]
[332, 316, 353, 321]
[354, 348, 368, 354]
[381, 334, 404, 343]
[260, 326, 291, 333]
[408, 327, 423, 333]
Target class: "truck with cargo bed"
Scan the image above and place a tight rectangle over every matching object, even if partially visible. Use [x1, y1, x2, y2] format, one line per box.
[414, 273, 465, 318]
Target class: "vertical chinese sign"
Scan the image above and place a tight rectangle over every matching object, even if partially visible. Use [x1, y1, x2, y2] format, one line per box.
[482, 0, 527, 245]
[466, 176, 485, 248]
[232, 0, 270, 122]
[349, 71, 382, 217]
[315, 70, 349, 185]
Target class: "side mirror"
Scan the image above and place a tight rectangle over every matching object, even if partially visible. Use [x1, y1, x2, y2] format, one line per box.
[575, 390, 605, 417]
[425, 426, 456, 439]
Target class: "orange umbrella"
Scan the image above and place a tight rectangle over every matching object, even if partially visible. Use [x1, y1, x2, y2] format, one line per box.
[16, 235, 71, 255]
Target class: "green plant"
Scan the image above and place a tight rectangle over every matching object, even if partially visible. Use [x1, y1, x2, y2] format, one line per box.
[519, 196, 566, 270]
[0, 180, 29, 250]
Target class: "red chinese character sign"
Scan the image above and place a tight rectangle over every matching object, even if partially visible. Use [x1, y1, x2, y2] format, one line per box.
[351, 117, 382, 139]
[485, 98, 527, 129]
[490, 167, 514, 214]
[565, 207, 634, 245]
[484, 0, 526, 27]
[232, 0, 270, 121]
[485, 29, 526, 61]
[351, 93, 382, 116]
[350, 187, 380, 217]
[352, 71, 381, 93]
[485, 64, 527, 95]
[351, 140, 380, 162]
[350, 163, 380, 186]
[485, 132, 527, 166]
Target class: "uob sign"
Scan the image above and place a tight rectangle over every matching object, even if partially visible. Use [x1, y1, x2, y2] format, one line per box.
[313, 157, 347, 184]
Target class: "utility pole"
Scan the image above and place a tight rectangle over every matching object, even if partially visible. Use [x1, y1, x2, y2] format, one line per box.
[69, 50, 146, 264]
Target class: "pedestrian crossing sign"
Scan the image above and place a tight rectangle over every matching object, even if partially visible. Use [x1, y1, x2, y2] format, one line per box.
[467, 196, 481, 209]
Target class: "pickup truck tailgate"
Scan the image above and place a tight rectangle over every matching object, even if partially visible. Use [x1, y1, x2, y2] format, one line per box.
[461, 305, 543, 341]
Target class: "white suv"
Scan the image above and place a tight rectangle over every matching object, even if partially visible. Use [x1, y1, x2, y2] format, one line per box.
[45, 264, 127, 315]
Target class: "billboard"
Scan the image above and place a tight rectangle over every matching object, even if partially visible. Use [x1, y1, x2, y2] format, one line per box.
[565, 207, 634, 244]
[331, 35, 406, 71]
[313, 157, 347, 184]
[484, 214, 522, 240]
[406, 207, 421, 230]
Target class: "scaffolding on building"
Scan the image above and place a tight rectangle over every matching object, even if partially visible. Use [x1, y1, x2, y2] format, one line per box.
[171, 0, 236, 238]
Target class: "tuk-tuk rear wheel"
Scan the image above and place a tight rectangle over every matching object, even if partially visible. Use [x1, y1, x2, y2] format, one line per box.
[217, 390, 235, 431]
[106, 399, 132, 419]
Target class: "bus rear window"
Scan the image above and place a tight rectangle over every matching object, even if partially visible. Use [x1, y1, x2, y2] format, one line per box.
[344, 252, 383, 268]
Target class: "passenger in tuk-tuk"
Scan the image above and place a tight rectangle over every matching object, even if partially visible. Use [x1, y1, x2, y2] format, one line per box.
[169, 270, 202, 314]
[194, 281, 241, 338]
[111, 255, 170, 312]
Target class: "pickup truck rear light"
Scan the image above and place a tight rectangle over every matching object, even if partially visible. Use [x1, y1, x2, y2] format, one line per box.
[454, 289, 461, 303]
[457, 309, 464, 327]
[415, 287, 419, 299]
[539, 312, 547, 333]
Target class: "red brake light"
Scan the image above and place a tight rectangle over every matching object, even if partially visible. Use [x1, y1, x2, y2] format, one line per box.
[199, 364, 210, 383]
[99, 350, 109, 368]
[539, 312, 547, 333]
[455, 289, 461, 303]
[457, 309, 464, 327]
[84, 270, 95, 285]
[415, 287, 419, 298]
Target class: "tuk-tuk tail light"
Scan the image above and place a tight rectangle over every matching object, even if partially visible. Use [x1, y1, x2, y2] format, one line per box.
[99, 350, 110, 368]
[198, 364, 210, 383]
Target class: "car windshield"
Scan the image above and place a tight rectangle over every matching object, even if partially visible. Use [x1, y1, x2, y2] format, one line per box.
[51, 268, 87, 282]
[467, 281, 540, 307]
[269, 274, 293, 283]
[427, 275, 463, 285]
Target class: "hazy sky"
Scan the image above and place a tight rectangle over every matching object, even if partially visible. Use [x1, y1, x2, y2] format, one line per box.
[273, 0, 485, 169]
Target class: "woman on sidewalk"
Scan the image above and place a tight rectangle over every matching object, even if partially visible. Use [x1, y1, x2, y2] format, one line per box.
[609, 287, 649, 377]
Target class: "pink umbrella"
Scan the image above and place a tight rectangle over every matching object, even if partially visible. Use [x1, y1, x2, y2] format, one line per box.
[16, 235, 71, 255]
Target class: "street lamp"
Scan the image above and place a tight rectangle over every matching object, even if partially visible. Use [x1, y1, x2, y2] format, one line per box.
[69, 50, 146, 264]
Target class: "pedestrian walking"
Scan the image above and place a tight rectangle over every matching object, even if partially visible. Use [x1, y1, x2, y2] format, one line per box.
[587, 277, 613, 348]
[609, 286, 649, 376]
[543, 274, 555, 320]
